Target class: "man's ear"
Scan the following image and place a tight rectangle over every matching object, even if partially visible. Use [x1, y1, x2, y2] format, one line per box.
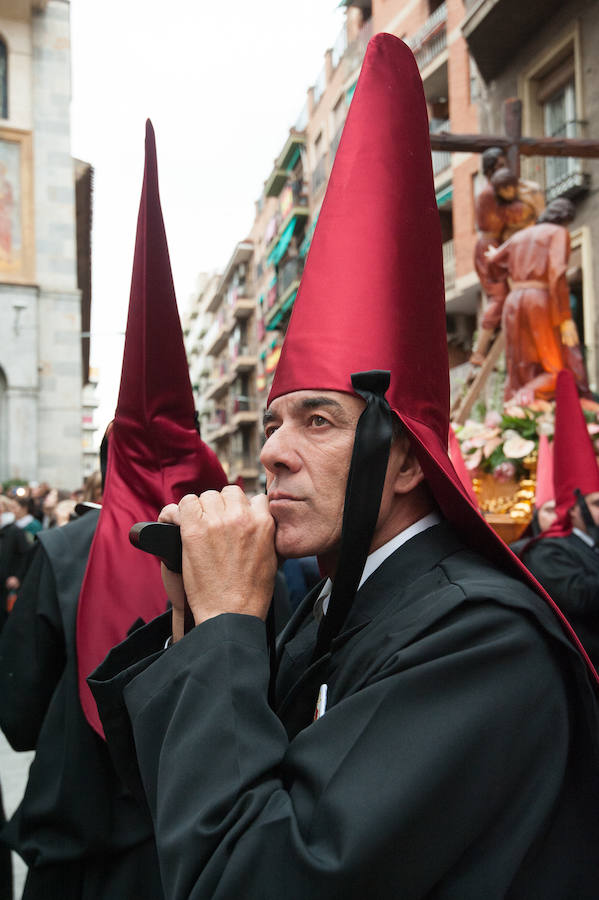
[389, 439, 425, 496]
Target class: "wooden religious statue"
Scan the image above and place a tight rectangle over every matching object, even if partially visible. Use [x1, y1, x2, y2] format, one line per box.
[470, 198, 591, 404]
[473, 150, 545, 308]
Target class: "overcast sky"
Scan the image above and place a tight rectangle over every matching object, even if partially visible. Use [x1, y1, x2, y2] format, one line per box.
[69, 0, 346, 433]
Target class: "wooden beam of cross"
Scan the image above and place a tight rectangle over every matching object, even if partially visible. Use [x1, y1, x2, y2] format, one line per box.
[429, 98, 599, 178]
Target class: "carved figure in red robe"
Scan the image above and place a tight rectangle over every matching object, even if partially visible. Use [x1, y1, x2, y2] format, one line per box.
[474, 198, 591, 403]
[473, 152, 544, 306]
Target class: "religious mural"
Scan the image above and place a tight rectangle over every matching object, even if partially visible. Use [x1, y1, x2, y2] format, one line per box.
[0, 137, 21, 271]
[0, 129, 33, 283]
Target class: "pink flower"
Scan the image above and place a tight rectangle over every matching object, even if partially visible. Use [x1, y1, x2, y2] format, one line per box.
[493, 461, 516, 482]
[465, 448, 483, 471]
[484, 410, 502, 428]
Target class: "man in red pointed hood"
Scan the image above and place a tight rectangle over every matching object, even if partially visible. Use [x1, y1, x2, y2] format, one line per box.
[522, 369, 599, 668]
[89, 36, 599, 898]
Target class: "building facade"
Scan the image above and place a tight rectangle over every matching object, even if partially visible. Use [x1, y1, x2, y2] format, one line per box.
[0, 0, 91, 490]
[189, 0, 599, 482]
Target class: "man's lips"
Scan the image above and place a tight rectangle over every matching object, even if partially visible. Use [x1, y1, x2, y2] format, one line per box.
[268, 492, 301, 503]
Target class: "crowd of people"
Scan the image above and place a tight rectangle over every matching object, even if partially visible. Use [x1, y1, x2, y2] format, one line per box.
[1, 33, 599, 900]
[0, 476, 102, 623]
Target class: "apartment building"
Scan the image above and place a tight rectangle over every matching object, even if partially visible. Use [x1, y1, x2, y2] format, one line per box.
[191, 0, 599, 481]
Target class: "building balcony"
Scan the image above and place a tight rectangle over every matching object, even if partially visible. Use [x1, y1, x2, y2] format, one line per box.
[208, 241, 253, 312]
[461, 0, 564, 82]
[231, 352, 257, 375]
[265, 258, 303, 331]
[330, 121, 345, 161]
[231, 297, 255, 319]
[231, 409, 259, 428]
[430, 118, 452, 177]
[266, 203, 309, 263]
[205, 373, 230, 402]
[442, 239, 456, 292]
[205, 318, 233, 358]
[264, 131, 306, 198]
[311, 155, 327, 196]
[343, 17, 373, 79]
[231, 457, 260, 481]
[408, 3, 447, 72]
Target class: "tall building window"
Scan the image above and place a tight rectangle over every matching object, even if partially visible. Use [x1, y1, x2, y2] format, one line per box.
[0, 38, 7, 119]
[542, 73, 577, 196]
[521, 29, 587, 201]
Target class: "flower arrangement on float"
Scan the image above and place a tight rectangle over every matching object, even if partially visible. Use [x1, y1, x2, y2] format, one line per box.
[451, 398, 599, 541]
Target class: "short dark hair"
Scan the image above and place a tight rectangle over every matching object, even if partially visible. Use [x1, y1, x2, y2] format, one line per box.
[490, 167, 518, 191]
[538, 198, 575, 225]
[482, 148, 505, 178]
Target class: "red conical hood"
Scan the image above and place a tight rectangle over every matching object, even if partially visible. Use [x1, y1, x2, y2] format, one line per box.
[546, 369, 599, 537]
[77, 121, 228, 735]
[268, 34, 598, 684]
[535, 433, 554, 510]
[270, 34, 447, 445]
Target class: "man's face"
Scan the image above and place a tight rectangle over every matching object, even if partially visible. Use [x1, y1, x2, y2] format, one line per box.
[570, 491, 599, 533]
[537, 499, 556, 533]
[497, 184, 517, 202]
[260, 390, 364, 564]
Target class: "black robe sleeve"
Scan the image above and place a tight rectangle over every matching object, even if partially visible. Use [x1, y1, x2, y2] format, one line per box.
[0, 545, 66, 751]
[90, 604, 573, 899]
[523, 537, 599, 617]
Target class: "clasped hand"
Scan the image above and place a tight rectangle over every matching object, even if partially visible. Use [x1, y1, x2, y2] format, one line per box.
[158, 486, 278, 643]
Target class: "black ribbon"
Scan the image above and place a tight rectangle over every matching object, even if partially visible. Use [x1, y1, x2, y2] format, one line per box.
[311, 371, 393, 661]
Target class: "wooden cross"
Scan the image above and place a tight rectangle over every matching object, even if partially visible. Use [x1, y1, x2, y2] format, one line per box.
[429, 98, 599, 178]
[428, 98, 599, 422]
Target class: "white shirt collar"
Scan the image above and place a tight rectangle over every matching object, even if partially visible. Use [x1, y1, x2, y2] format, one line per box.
[317, 510, 442, 617]
[572, 527, 596, 548]
[15, 514, 33, 530]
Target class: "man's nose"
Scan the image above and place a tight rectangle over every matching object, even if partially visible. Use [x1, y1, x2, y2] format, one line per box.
[260, 425, 301, 473]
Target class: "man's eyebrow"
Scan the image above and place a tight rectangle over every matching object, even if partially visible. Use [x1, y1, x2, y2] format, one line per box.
[300, 396, 344, 413]
[263, 396, 350, 429]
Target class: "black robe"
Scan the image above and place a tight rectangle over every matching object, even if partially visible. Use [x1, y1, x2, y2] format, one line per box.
[522, 532, 599, 669]
[89, 522, 599, 899]
[0, 511, 164, 900]
[0, 520, 30, 630]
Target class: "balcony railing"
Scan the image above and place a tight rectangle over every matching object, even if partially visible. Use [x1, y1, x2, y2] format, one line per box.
[430, 118, 451, 176]
[330, 121, 345, 160]
[312, 155, 327, 195]
[232, 395, 251, 413]
[414, 28, 447, 70]
[408, 2, 447, 51]
[343, 18, 373, 78]
[544, 121, 590, 201]
[442, 239, 455, 292]
[278, 257, 303, 299]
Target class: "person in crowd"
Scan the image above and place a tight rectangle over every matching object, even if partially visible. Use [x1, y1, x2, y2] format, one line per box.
[88, 37, 599, 899]
[41, 488, 73, 529]
[11, 494, 43, 541]
[522, 369, 599, 668]
[0, 121, 228, 900]
[0, 495, 30, 627]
